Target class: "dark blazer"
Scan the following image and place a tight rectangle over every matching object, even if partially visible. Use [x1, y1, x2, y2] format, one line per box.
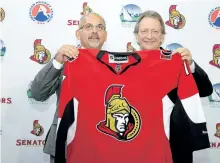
[168, 61, 213, 153]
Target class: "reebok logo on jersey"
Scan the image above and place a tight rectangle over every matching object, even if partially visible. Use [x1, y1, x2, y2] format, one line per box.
[109, 54, 129, 63]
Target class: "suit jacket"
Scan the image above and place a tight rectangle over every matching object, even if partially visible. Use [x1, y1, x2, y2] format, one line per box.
[31, 60, 63, 156]
[168, 62, 213, 153]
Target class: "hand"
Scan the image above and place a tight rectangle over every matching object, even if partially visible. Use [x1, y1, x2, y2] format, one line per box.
[172, 48, 193, 65]
[55, 45, 79, 64]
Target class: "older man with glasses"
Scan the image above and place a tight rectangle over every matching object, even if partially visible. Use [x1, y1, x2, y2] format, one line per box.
[30, 12, 107, 163]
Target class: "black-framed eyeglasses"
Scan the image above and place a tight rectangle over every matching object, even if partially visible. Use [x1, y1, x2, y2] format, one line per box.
[79, 23, 106, 31]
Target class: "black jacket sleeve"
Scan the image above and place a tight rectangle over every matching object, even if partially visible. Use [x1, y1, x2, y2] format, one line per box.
[169, 61, 213, 153]
[192, 62, 213, 97]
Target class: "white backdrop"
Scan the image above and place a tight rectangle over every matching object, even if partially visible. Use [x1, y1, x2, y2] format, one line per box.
[0, 0, 220, 163]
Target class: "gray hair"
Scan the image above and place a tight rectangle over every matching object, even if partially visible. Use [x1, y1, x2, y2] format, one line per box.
[79, 12, 107, 30]
[133, 10, 166, 34]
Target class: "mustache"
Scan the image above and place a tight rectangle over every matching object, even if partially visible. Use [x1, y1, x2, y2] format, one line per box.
[88, 34, 100, 39]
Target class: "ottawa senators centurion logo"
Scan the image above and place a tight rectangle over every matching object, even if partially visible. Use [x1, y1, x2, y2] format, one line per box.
[97, 85, 141, 141]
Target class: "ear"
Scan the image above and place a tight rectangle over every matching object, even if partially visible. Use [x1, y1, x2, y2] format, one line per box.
[75, 29, 80, 40]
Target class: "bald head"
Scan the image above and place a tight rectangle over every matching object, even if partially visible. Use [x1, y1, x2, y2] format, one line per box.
[79, 12, 106, 30]
[75, 12, 107, 49]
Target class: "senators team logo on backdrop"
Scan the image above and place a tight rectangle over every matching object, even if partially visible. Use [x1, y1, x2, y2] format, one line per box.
[31, 120, 44, 136]
[214, 123, 220, 138]
[16, 120, 45, 146]
[30, 39, 51, 64]
[208, 6, 220, 29]
[80, 2, 93, 15]
[0, 7, 5, 22]
[97, 85, 141, 141]
[210, 123, 220, 149]
[67, 2, 93, 26]
[29, 1, 53, 24]
[0, 39, 6, 57]
[120, 4, 142, 27]
[209, 44, 220, 69]
[126, 42, 136, 52]
[165, 5, 186, 29]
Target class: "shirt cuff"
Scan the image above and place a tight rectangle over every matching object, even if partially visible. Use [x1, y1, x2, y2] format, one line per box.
[53, 59, 63, 70]
[190, 61, 195, 73]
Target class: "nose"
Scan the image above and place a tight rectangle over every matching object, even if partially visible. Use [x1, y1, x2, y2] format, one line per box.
[92, 26, 98, 33]
[146, 31, 153, 39]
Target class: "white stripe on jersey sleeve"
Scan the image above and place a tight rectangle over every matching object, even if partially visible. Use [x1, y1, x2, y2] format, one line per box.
[181, 93, 206, 123]
[162, 95, 175, 139]
[67, 98, 79, 145]
[56, 97, 79, 143]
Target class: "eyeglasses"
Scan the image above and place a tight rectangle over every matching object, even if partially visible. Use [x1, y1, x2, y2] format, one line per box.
[79, 23, 106, 31]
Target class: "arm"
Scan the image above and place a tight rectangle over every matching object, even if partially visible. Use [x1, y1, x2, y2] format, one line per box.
[169, 48, 213, 101]
[30, 59, 63, 101]
[191, 61, 213, 97]
[30, 45, 79, 101]
[167, 61, 213, 103]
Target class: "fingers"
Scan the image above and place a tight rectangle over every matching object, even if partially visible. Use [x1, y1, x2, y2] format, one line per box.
[172, 48, 185, 55]
[55, 45, 80, 63]
[60, 45, 79, 59]
[171, 47, 193, 64]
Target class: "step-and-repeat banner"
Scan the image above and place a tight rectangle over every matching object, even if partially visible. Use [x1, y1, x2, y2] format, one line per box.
[1, 0, 219, 163]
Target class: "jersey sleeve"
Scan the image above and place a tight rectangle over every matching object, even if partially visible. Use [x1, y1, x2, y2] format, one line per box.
[177, 60, 206, 123]
[55, 61, 77, 163]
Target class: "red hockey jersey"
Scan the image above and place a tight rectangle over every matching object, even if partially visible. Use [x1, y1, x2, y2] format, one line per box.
[55, 49, 206, 163]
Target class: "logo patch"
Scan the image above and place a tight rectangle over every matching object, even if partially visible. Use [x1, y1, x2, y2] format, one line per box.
[30, 39, 51, 64]
[160, 47, 172, 60]
[29, 1, 53, 24]
[165, 5, 186, 29]
[127, 42, 136, 52]
[215, 123, 220, 138]
[120, 4, 142, 28]
[0, 8, 5, 22]
[80, 2, 93, 15]
[208, 6, 220, 29]
[109, 54, 129, 63]
[97, 85, 141, 141]
[208, 83, 220, 108]
[115, 64, 122, 72]
[30, 120, 44, 136]
[209, 44, 220, 69]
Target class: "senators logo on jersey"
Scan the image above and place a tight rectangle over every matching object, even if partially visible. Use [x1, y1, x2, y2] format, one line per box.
[97, 85, 141, 141]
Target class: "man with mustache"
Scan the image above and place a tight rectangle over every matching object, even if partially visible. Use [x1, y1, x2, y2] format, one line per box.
[30, 12, 107, 163]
